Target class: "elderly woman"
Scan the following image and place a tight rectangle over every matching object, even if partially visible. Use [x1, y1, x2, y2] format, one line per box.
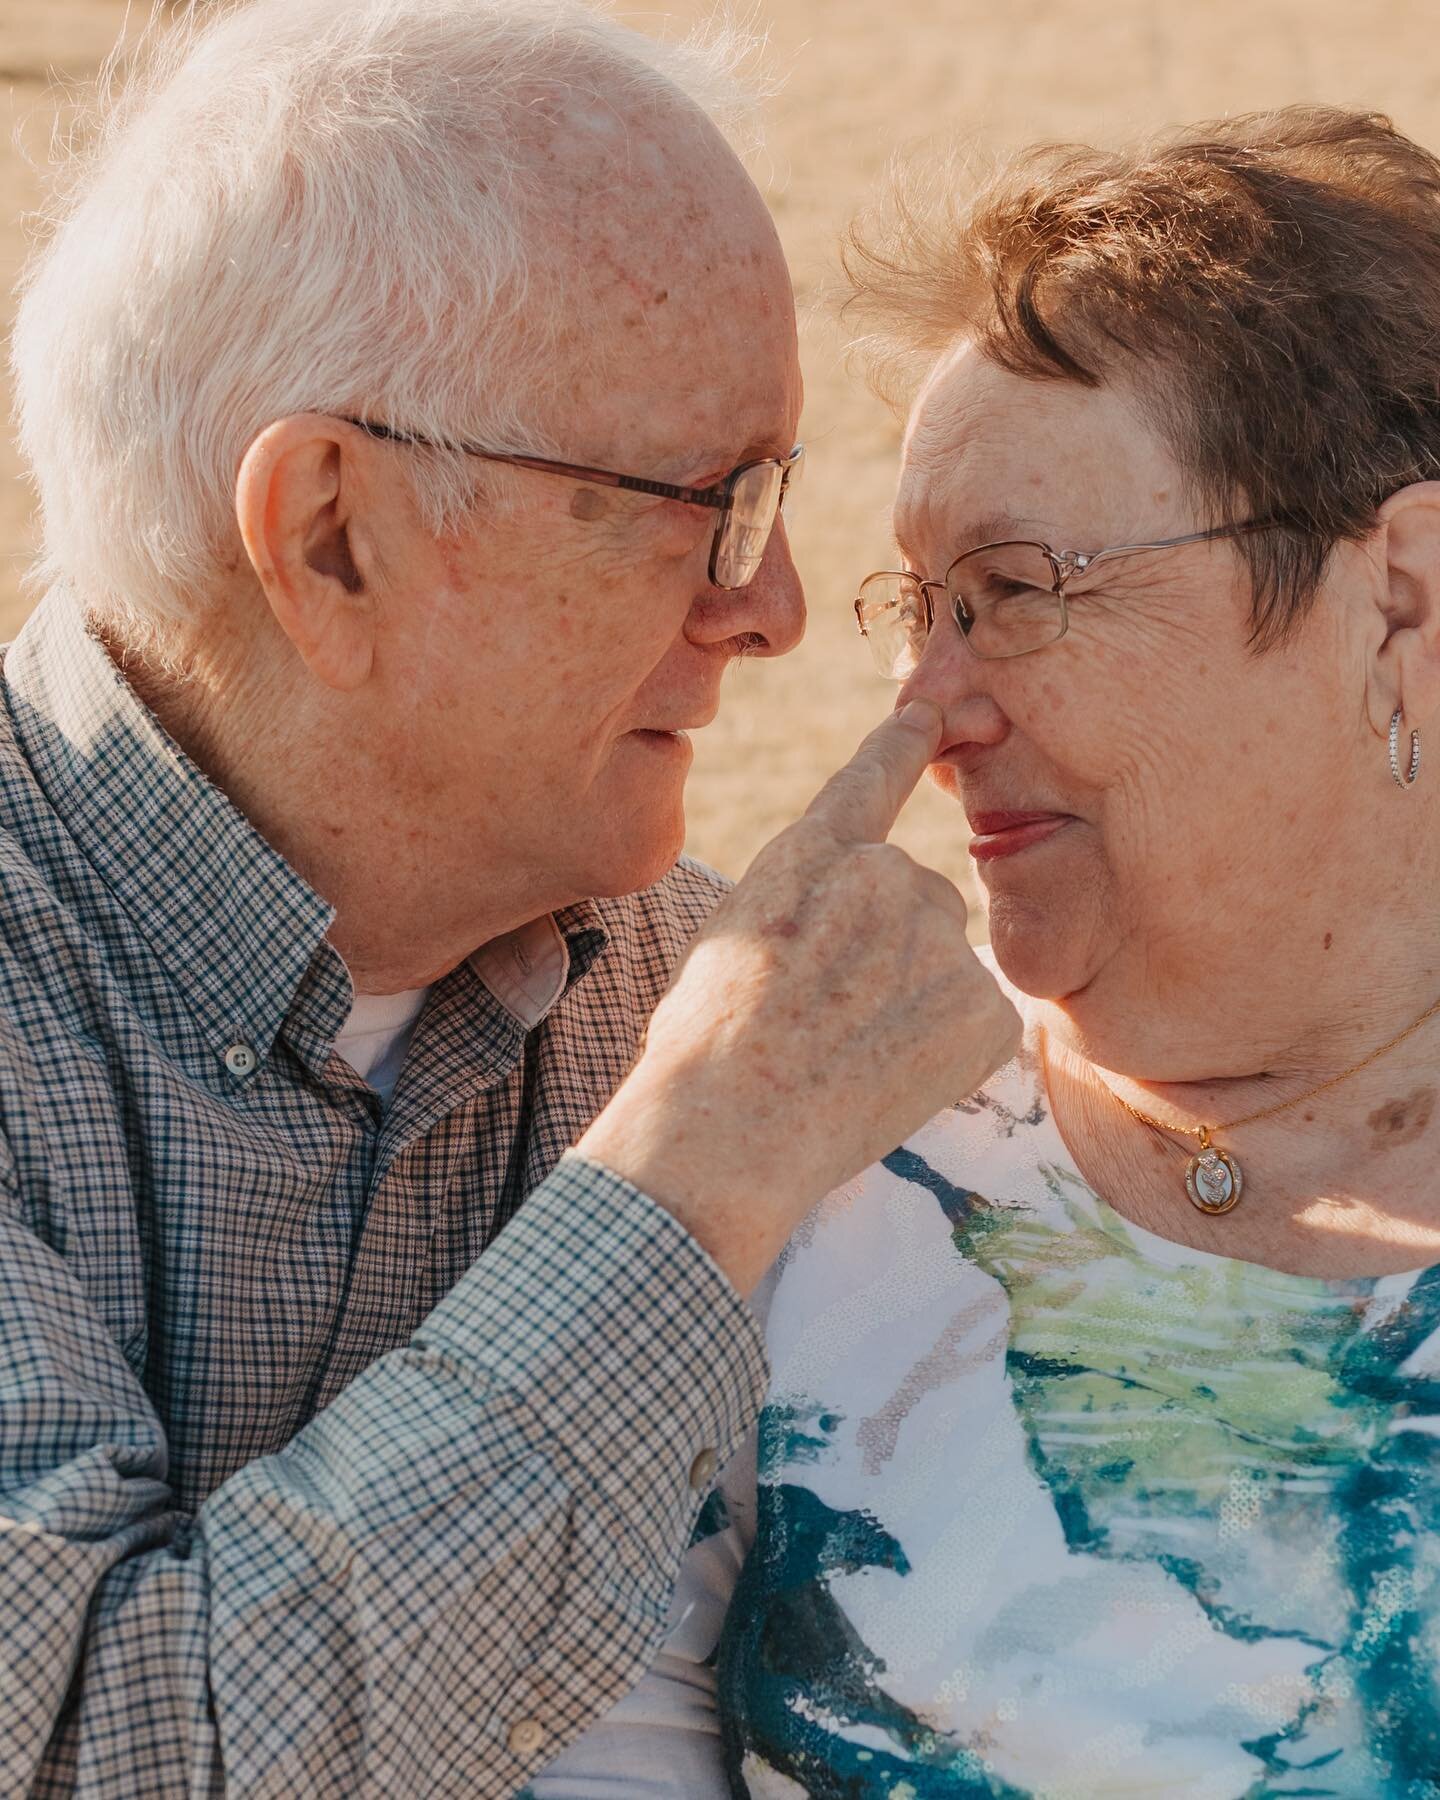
[532, 106, 1440, 1797]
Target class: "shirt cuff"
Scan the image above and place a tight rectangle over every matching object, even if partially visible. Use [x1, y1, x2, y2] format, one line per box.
[413, 1153, 769, 1562]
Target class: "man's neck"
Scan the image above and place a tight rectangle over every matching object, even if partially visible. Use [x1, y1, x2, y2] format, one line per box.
[114, 628, 561, 993]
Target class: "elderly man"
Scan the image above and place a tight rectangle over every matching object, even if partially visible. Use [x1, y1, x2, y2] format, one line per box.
[0, 0, 1015, 1793]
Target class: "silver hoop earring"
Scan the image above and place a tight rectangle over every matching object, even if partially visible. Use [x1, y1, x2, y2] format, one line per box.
[1390, 708, 1422, 790]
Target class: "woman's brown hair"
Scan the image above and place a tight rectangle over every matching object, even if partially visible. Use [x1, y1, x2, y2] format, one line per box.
[845, 106, 1440, 645]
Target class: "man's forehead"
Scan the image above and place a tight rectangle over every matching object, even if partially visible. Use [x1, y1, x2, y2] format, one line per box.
[550, 200, 796, 463]
[508, 80, 799, 470]
[522, 83, 754, 253]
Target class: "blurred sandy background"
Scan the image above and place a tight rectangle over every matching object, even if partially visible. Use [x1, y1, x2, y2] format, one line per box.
[6, 1, 1440, 923]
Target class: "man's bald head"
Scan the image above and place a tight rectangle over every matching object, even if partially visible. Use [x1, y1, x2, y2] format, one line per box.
[13, 0, 781, 647]
[513, 78, 797, 477]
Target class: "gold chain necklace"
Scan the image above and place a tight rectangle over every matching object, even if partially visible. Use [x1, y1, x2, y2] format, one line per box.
[1098, 988, 1440, 1216]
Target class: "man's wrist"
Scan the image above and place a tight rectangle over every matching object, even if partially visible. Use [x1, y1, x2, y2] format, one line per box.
[577, 1062, 799, 1297]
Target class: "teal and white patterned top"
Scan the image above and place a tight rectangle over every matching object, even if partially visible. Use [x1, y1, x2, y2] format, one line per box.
[533, 1024, 1440, 1799]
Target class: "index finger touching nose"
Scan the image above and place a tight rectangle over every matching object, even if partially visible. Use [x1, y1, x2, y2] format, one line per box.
[805, 699, 943, 845]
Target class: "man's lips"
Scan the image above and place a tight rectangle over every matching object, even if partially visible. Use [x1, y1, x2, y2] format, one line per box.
[627, 726, 702, 758]
[967, 809, 1074, 863]
[631, 704, 719, 739]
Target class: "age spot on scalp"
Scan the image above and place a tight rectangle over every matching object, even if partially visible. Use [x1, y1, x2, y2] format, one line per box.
[1324, 932, 1333, 950]
[1367, 1086, 1437, 1149]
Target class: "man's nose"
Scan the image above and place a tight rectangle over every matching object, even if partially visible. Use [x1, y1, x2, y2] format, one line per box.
[697, 519, 806, 658]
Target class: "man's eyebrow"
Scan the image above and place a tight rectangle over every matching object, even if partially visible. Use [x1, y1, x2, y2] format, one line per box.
[693, 435, 798, 480]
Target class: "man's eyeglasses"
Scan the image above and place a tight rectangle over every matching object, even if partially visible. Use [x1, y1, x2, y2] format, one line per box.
[343, 417, 803, 590]
[854, 520, 1277, 676]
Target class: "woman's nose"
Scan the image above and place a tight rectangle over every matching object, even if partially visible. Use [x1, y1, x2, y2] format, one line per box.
[896, 621, 1010, 751]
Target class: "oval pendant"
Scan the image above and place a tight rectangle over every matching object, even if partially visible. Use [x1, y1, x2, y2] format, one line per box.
[1185, 1145, 1243, 1215]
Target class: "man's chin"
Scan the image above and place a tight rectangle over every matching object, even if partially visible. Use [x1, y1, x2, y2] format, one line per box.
[580, 813, 689, 902]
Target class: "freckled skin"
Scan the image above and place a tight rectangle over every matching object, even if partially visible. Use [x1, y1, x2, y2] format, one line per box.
[568, 489, 609, 522]
[177, 84, 806, 997]
[363, 92, 807, 941]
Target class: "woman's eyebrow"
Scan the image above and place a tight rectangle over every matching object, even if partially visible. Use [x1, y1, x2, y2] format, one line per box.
[950, 510, 1031, 554]
[897, 509, 1032, 569]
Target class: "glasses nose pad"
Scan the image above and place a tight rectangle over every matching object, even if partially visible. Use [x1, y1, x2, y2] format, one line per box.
[898, 583, 939, 681]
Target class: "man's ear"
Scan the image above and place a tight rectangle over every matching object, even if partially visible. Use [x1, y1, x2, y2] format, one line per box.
[1367, 480, 1440, 735]
[235, 415, 379, 692]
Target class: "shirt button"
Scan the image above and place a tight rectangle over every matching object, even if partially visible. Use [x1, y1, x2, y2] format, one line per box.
[507, 1717, 547, 1758]
[222, 1042, 257, 1079]
[689, 1447, 719, 1491]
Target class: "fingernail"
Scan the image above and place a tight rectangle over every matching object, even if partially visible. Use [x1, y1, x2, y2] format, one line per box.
[897, 699, 939, 729]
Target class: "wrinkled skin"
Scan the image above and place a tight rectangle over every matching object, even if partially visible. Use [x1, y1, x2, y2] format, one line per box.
[892, 341, 1440, 1274]
[152, 88, 805, 992]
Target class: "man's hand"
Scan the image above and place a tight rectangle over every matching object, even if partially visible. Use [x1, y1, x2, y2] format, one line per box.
[578, 700, 1022, 1294]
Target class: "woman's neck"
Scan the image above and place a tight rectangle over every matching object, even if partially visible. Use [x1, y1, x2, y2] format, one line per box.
[1037, 986, 1440, 1279]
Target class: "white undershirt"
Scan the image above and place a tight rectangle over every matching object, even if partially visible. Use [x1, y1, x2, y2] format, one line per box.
[333, 986, 431, 1108]
[330, 916, 572, 1111]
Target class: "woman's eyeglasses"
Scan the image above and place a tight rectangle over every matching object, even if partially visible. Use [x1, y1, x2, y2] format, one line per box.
[855, 520, 1276, 677]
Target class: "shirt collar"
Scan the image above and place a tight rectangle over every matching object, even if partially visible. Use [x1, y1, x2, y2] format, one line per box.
[469, 903, 607, 1029]
[4, 593, 338, 1069]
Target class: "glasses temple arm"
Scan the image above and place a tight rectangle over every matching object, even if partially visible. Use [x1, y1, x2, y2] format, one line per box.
[341, 418, 732, 510]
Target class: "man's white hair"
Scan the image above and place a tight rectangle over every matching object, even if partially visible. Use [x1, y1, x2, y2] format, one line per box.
[10, 0, 761, 646]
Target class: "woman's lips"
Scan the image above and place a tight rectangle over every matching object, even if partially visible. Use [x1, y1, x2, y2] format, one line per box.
[967, 810, 1073, 862]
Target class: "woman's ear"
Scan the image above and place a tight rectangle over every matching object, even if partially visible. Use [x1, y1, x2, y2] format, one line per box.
[235, 415, 379, 692]
[1366, 480, 1440, 734]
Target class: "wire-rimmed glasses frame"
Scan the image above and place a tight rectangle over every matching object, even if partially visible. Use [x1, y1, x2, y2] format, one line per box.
[854, 518, 1278, 675]
[341, 416, 803, 590]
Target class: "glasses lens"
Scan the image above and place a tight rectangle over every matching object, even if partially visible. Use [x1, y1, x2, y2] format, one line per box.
[855, 574, 929, 679]
[946, 542, 1063, 658]
[713, 461, 786, 588]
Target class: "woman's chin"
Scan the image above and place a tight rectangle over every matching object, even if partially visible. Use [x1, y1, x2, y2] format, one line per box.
[985, 895, 1092, 1002]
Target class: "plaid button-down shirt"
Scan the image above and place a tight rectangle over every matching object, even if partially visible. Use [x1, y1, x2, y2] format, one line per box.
[0, 593, 768, 1797]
